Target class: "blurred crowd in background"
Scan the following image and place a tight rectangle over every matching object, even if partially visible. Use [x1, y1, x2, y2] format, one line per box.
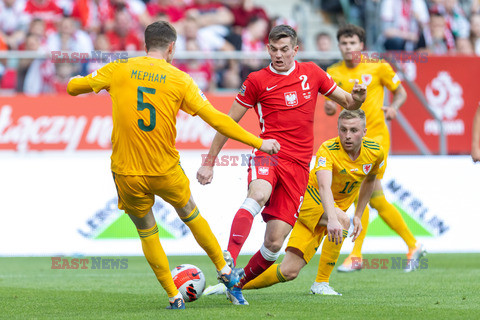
[0, 0, 479, 94]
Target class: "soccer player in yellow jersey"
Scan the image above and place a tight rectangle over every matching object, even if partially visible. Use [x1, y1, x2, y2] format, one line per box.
[318, 24, 425, 277]
[66, 21, 280, 310]
[238, 109, 382, 293]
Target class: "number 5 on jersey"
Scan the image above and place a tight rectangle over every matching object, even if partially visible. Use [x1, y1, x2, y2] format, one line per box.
[137, 86, 156, 132]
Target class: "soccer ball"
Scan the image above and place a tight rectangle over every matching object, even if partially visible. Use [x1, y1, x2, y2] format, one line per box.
[171, 264, 206, 302]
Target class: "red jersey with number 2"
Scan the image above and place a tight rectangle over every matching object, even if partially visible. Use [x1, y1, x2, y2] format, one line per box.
[235, 61, 337, 167]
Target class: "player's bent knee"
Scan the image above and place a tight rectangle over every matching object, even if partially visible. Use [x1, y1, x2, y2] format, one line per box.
[263, 239, 283, 253]
[248, 191, 269, 206]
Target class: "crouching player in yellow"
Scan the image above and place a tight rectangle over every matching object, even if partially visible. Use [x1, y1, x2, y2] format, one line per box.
[241, 109, 384, 295]
[67, 21, 280, 310]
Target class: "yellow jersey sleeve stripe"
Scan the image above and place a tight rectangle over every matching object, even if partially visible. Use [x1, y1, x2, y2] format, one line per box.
[363, 140, 380, 146]
[327, 142, 340, 150]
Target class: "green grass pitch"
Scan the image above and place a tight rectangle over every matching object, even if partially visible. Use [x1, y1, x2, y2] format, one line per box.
[1, 254, 479, 319]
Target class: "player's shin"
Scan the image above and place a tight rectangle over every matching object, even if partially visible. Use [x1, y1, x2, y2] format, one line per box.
[228, 198, 262, 265]
[239, 244, 280, 287]
[316, 229, 348, 283]
[181, 206, 226, 271]
[243, 264, 286, 290]
[137, 225, 179, 298]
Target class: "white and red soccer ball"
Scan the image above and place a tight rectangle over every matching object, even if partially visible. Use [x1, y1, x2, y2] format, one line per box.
[171, 264, 206, 302]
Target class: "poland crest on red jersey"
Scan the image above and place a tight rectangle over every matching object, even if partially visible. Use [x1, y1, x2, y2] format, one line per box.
[258, 167, 269, 175]
[284, 91, 298, 106]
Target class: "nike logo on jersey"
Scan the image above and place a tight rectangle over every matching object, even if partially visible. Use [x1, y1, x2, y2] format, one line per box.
[266, 85, 277, 91]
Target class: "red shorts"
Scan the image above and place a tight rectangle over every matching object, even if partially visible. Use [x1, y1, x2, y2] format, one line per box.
[247, 151, 309, 227]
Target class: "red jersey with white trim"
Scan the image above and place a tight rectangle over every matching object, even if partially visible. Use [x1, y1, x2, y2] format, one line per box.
[235, 61, 337, 167]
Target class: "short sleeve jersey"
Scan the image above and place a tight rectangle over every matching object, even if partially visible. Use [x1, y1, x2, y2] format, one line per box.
[87, 56, 212, 175]
[235, 61, 337, 167]
[308, 136, 385, 210]
[327, 60, 400, 138]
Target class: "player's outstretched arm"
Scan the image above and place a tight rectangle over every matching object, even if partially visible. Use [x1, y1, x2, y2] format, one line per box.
[67, 75, 94, 96]
[328, 79, 366, 111]
[471, 102, 480, 163]
[351, 174, 376, 241]
[196, 102, 280, 161]
[196, 101, 250, 185]
[382, 84, 407, 121]
[316, 170, 343, 245]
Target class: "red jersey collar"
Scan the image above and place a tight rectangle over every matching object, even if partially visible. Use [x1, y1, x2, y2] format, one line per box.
[268, 61, 297, 75]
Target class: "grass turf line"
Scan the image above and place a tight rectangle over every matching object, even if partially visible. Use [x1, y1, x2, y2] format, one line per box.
[0, 253, 479, 319]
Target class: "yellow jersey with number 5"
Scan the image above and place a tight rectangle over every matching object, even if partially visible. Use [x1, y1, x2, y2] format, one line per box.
[86, 57, 211, 176]
[326, 60, 400, 139]
[307, 136, 385, 211]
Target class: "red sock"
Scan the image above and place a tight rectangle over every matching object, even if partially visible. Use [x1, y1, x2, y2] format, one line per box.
[227, 208, 254, 265]
[239, 250, 275, 287]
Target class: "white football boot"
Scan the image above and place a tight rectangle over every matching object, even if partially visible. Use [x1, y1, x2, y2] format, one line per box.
[310, 282, 342, 296]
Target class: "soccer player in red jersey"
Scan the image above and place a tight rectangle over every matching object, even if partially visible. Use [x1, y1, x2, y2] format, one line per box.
[197, 25, 367, 305]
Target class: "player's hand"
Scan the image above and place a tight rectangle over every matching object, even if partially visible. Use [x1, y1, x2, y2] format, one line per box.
[324, 100, 337, 116]
[351, 216, 363, 242]
[197, 165, 214, 185]
[350, 79, 367, 105]
[327, 219, 343, 245]
[382, 106, 398, 121]
[472, 147, 480, 163]
[259, 139, 280, 155]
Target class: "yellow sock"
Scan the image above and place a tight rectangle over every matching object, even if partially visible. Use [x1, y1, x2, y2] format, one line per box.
[370, 192, 417, 249]
[243, 264, 286, 290]
[138, 225, 178, 298]
[350, 204, 369, 257]
[316, 230, 347, 283]
[181, 206, 226, 271]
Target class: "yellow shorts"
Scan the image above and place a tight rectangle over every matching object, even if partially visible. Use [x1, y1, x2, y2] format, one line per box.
[288, 187, 326, 263]
[287, 219, 326, 264]
[298, 185, 341, 233]
[367, 127, 390, 180]
[112, 163, 191, 218]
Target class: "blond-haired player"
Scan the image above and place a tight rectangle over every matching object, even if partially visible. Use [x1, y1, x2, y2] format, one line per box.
[67, 21, 280, 310]
[240, 109, 383, 293]
[316, 24, 426, 279]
